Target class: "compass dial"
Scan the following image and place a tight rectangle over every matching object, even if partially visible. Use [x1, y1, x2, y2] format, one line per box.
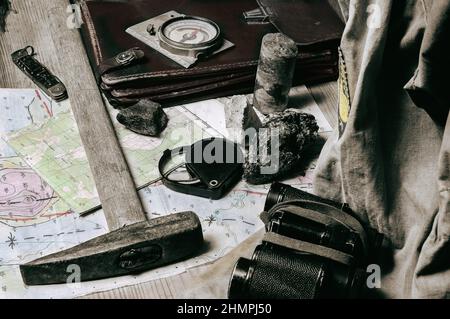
[159, 16, 221, 51]
[162, 18, 219, 45]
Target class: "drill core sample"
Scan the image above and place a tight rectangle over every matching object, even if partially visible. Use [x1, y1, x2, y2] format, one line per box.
[254, 33, 298, 115]
[244, 110, 319, 185]
[117, 99, 168, 137]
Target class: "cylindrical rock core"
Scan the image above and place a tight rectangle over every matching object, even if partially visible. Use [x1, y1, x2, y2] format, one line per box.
[253, 33, 298, 115]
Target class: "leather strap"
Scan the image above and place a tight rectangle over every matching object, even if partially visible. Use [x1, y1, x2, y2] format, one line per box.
[280, 206, 343, 229]
[262, 200, 369, 257]
[97, 47, 145, 76]
[158, 145, 202, 194]
[263, 232, 355, 266]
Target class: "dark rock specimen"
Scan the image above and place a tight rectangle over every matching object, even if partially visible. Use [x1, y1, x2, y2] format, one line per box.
[254, 33, 298, 115]
[117, 99, 169, 137]
[0, 0, 11, 32]
[244, 110, 319, 185]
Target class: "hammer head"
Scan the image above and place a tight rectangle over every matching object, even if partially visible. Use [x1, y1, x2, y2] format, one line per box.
[20, 212, 203, 285]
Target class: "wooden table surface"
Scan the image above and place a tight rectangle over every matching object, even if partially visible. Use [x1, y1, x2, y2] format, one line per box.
[0, 0, 338, 299]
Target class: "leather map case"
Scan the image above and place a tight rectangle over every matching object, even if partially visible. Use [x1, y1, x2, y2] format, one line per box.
[79, 0, 343, 106]
[257, 0, 344, 47]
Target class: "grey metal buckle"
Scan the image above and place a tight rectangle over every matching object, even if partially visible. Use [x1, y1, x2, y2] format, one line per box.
[115, 48, 139, 65]
[243, 7, 270, 24]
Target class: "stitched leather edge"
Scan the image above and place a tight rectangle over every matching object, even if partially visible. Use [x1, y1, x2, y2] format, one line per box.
[80, 0, 103, 64]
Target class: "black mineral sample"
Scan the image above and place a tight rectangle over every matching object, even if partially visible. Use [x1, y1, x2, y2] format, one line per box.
[117, 99, 169, 137]
[244, 110, 319, 184]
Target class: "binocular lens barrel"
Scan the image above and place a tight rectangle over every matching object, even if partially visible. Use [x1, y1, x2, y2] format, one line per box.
[265, 182, 351, 213]
[228, 245, 364, 299]
[228, 258, 253, 299]
[265, 183, 326, 211]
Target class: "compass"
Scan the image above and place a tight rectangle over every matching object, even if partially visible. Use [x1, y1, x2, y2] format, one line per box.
[159, 16, 222, 58]
[126, 11, 234, 68]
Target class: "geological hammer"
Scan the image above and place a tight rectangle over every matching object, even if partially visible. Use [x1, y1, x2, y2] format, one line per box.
[19, 2, 203, 285]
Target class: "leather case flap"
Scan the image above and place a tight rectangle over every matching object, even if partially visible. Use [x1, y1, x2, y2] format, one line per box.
[257, 0, 344, 46]
[81, 0, 274, 84]
[80, 0, 342, 85]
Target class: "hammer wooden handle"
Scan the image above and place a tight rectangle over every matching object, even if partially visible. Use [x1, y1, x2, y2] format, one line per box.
[48, 1, 146, 230]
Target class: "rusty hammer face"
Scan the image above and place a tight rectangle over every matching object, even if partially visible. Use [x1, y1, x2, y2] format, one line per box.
[19, 71, 203, 285]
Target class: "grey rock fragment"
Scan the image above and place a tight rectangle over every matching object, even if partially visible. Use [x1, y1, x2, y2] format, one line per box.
[244, 110, 319, 185]
[223, 95, 263, 144]
[117, 99, 168, 137]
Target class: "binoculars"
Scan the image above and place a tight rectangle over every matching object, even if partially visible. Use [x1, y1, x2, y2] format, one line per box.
[228, 183, 383, 299]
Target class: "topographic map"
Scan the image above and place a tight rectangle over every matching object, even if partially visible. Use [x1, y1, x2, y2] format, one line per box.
[0, 88, 329, 298]
[0, 89, 108, 297]
[6, 103, 203, 213]
[0, 90, 73, 229]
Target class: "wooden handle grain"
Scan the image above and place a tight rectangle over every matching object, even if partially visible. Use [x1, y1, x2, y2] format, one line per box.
[45, 0, 146, 230]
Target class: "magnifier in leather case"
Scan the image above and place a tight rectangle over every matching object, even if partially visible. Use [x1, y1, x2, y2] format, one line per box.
[158, 138, 244, 200]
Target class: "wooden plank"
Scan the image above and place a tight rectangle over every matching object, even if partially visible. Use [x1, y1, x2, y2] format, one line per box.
[0, 0, 145, 230]
[0, 1, 59, 87]
[309, 81, 339, 129]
